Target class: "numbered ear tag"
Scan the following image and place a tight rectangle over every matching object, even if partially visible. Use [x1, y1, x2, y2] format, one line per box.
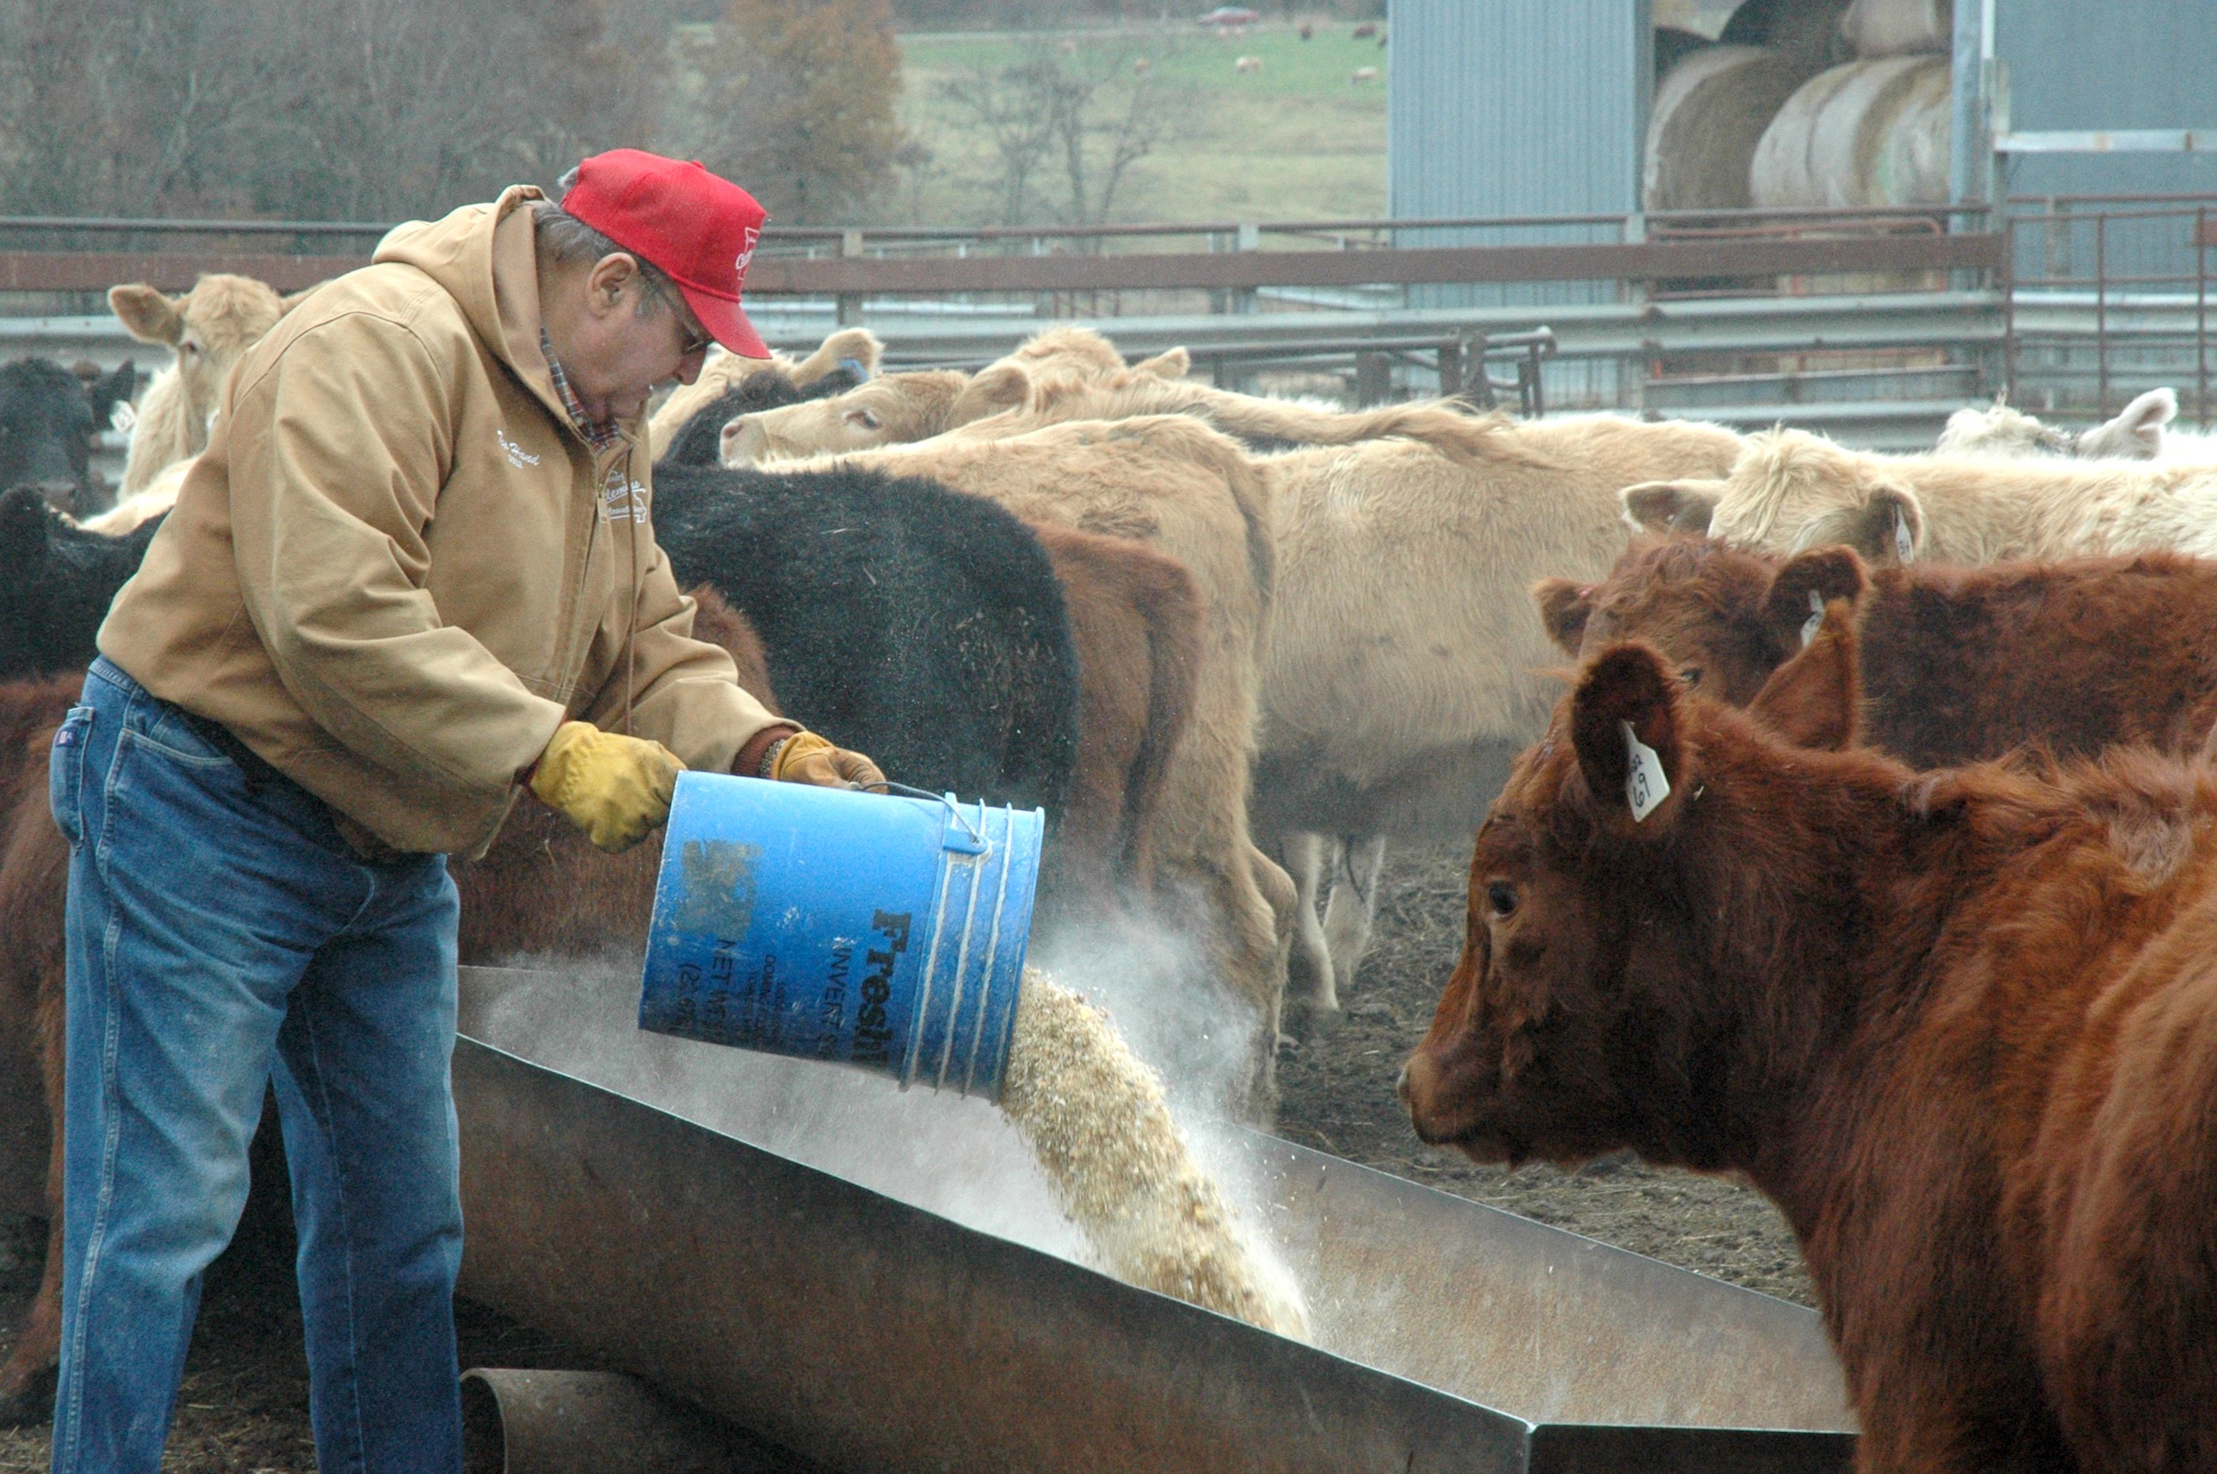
[1801, 587, 1825, 649]
[1620, 719, 1671, 823]
[1893, 510, 1915, 564]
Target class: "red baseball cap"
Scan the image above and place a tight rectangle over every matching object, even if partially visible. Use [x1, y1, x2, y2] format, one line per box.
[560, 148, 772, 359]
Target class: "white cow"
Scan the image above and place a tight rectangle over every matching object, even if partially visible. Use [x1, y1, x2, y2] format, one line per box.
[1936, 388, 2207, 463]
[1623, 424, 2217, 565]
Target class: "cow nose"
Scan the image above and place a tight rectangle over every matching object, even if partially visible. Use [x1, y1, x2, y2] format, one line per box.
[33, 480, 79, 509]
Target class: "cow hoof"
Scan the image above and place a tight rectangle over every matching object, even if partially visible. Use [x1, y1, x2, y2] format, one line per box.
[1282, 1000, 1344, 1042]
[0, 1367, 56, 1428]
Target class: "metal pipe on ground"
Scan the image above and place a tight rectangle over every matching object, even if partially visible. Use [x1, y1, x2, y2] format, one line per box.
[460, 1368, 818, 1474]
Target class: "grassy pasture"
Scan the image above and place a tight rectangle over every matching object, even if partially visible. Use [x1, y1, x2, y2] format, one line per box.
[893, 17, 1388, 226]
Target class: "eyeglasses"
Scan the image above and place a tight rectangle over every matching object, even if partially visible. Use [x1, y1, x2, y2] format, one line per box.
[643, 275, 713, 357]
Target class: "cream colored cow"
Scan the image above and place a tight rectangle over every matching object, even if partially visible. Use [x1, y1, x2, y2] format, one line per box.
[107, 274, 305, 496]
[645, 326, 883, 459]
[1623, 424, 2217, 566]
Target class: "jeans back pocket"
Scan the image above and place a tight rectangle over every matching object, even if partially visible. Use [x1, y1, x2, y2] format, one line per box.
[49, 705, 94, 848]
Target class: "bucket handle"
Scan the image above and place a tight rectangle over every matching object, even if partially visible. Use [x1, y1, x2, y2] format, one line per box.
[864, 780, 989, 854]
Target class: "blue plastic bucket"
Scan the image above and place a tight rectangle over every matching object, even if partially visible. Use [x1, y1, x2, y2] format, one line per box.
[638, 772, 1045, 1099]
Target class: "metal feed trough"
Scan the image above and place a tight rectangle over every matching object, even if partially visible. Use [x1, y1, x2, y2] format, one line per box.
[453, 965, 1857, 1473]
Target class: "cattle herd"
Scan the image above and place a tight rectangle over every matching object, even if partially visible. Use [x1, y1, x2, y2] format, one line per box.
[1, 270, 2213, 1466]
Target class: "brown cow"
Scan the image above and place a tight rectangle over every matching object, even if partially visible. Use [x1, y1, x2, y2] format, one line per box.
[1535, 537, 2217, 769]
[1401, 637, 2217, 1472]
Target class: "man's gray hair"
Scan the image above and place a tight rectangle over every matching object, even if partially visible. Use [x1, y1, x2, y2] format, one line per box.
[533, 168, 676, 318]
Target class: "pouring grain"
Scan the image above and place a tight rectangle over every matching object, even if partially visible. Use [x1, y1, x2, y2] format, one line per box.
[1001, 968, 1310, 1339]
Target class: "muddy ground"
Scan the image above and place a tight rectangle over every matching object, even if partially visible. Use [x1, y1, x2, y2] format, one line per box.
[0, 840, 1811, 1471]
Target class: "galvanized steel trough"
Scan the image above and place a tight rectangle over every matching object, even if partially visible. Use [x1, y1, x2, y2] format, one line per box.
[453, 964, 1858, 1474]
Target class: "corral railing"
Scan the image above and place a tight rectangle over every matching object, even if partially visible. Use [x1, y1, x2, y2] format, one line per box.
[2004, 193, 2217, 427]
[9, 200, 2216, 447]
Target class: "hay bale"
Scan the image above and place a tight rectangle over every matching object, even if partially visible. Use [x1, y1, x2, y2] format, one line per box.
[1751, 55, 1952, 209]
[1644, 44, 1818, 211]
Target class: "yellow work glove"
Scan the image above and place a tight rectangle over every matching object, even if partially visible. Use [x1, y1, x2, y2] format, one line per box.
[529, 721, 685, 853]
[768, 730, 886, 792]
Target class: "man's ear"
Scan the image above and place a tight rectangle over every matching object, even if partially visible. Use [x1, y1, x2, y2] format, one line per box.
[1748, 602, 1861, 751]
[1620, 479, 1721, 536]
[108, 284, 184, 346]
[1763, 546, 1868, 651]
[1531, 578, 1597, 656]
[950, 362, 1031, 423]
[1571, 642, 1693, 834]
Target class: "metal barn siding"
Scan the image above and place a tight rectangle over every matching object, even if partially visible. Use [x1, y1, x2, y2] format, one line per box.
[1388, 0, 1651, 229]
[1387, 0, 1652, 404]
[1998, 0, 2217, 204]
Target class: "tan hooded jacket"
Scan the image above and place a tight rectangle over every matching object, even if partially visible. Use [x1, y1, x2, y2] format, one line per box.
[99, 186, 782, 856]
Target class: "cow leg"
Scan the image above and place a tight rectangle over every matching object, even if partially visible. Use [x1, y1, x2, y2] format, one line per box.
[1278, 832, 1338, 1019]
[1320, 835, 1388, 999]
[0, 978, 65, 1426]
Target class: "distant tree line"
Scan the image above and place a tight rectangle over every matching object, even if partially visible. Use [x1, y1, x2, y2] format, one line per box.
[0, 0, 905, 226]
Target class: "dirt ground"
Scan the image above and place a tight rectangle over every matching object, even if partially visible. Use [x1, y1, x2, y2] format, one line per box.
[0, 841, 1812, 1471]
[1272, 838, 1814, 1307]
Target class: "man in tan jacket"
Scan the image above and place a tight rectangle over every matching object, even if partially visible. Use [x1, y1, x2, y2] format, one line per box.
[47, 151, 878, 1473]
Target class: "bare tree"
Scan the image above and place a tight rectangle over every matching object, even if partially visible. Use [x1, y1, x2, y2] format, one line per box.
[939, 34, 1188, 228]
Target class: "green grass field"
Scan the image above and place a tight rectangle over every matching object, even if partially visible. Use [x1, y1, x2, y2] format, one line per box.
[892, 17, 1388, 227]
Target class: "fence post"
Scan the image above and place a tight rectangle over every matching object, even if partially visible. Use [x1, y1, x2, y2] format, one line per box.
[1231, 222, 1259, 317]
[2096, 214, 2109, 420]
[837, 229, 864, 327]
[1354, 351, 1390, 406]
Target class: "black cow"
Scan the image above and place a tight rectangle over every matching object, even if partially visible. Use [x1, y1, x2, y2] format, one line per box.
[653, 394, 1079, 819]
[0, 486, 163, 680]
[1, 358, 136, 519]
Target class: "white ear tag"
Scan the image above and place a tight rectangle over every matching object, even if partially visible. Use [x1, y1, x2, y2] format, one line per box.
[1620, 719, 1671, 822]
[1893, 510, 1915, 564]
[1801, 587, 1825, 649]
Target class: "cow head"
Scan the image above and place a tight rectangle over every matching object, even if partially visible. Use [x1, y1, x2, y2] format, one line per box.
[2072, 388, 2175, 460]
[109, 273, 291, 463]
[1640, 430, 1927, 568]
[1936, 388, 2177, 463]
[719, 367, 1028, 465]
[1401, 636, 1860, 1165]
[1534, 537, 1872, 719]
[0, 357, 136, 518]
[0, 482, 164, 680]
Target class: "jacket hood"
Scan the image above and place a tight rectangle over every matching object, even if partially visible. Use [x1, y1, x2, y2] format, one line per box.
[375, 186, 567, 427]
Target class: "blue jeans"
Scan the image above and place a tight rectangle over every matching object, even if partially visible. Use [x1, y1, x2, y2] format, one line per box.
[49, 658, 463, 1474]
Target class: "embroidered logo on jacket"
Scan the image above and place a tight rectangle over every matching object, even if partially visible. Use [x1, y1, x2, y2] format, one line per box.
[496, 429, 541, 468]
[601, 471, 648, 523]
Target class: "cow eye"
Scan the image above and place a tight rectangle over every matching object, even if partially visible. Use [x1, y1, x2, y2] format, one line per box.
[1679, 667, 1702, 687]
[1486, 882, 1517, 918]
[845, 407, 882, 431]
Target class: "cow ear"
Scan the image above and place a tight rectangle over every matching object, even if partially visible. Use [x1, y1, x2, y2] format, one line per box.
[2075, 387, 2175, 459]
[86, 361, 137, 425]
[951, 363, 1031, 423]
[0, 488, 54, 553]
[1131, 346, 1190, 379]
[1748, 602, 1861, 751]
[1620, 479, 1720, 536]
[108, 284, 184, 346]
[1571, 642, 1692, 834]
[1764, 546, 1867, 650]
[1531, 578, 1597, 656]
[1844, 482, 1923, 565]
